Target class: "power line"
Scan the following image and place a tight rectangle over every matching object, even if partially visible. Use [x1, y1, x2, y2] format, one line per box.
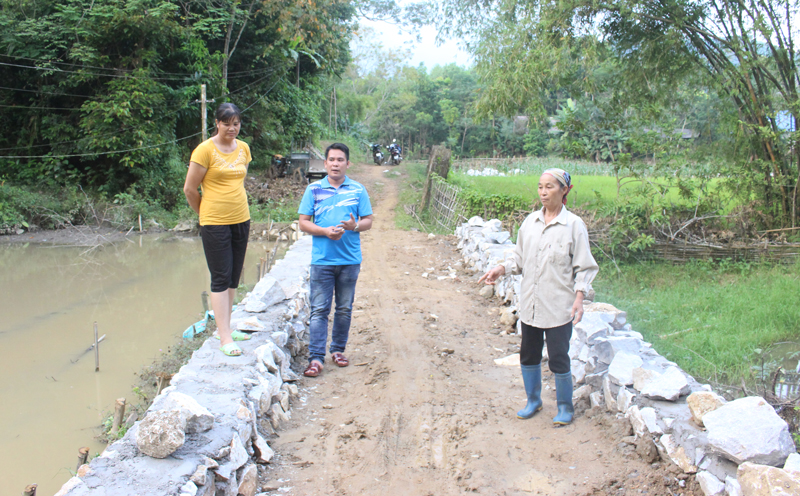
[0, 53, 279, 78]
[0, 59, 275, 81]
[0, 103, 196, 151]
[0, 77, 282, 157]
[0, 85, 92, 98]
[0, 128, 211, 159]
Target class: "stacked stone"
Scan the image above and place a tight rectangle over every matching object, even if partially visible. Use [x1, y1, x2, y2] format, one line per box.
[457, 216, 799, 496]
[56, 237, 313, 496]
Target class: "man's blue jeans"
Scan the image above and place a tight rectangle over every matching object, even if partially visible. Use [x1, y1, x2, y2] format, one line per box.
[308, 264, 361, 364]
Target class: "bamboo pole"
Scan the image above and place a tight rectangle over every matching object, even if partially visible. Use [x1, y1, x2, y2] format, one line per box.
[201, 291, 209, 312]
[256, 262, 261, 282]
[138, 214, 143, 232]
[110, 398, 126, 435]
[93, 322, 99, 372]
[76, 447, 89, 471]
[23, 484, 37, 496]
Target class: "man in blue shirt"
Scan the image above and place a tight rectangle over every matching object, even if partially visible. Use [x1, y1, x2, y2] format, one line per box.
[298, 143, 373, 377]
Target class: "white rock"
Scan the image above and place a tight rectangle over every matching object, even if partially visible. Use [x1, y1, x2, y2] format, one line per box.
[494, 354, 520, 367]
[218, 433, 249, 481]
[245, 299, 268, 313]
[238, 464, 258, 496]
[616, 387, 635, 412]
[254, 433, 274, 463]
[627, 405, 646, 437]
[483, 219, 502, 231]
[634, 366, 690, 401]
[660, 434, 698, 474]
[640, 407, 662, 435]
[696, 471, 725, 496]
[737, 461, 800, 495]
[152, 392, 214, 433]
[180, 481, 198, 496]
[589, 391, 604, 409]
[603, 374, 617, 412]
[784, 453, 800, 473]
[234, 316, 267, 332]
[136, 410, 187, 459]
[269, 403, 290, 429]
[608, 352, 643, 386]
[572, 361, 587, 385]
[573, 385, 592, 403]
[251, 275, 287, 307]
[704, 396, 796, 466]
[271, 330, 289, 347]
[593, 336, 641, 364]
[468, 216, 485, 226]
[725, 476, 742, 496]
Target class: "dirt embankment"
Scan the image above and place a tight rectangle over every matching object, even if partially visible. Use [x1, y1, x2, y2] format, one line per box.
[258, 163, 701, 495]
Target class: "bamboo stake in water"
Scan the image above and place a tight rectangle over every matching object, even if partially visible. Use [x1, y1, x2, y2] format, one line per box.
[76, 447, 89, 471]
[23, 484, 37, 496]
[110, 398, 126, 435]
[201, 291, 209, 313]
[93, 322, 99, 372]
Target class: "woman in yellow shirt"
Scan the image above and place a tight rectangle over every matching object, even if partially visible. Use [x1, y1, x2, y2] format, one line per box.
[183, 103, 252, 357]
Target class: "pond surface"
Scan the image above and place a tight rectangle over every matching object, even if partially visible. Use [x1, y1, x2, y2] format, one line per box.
[0, 233, 278, 495]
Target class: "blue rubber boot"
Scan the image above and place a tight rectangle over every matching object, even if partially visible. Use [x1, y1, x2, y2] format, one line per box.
[517, 364, 543, 419]
[553, 371, 574, 425]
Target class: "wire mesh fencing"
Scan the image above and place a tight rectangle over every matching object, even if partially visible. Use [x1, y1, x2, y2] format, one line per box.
[429, 174, 467, 233]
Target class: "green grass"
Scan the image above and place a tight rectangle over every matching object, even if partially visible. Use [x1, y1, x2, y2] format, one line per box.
[595, 259, 800, 386]
[394, 161, 430, 231]
[449, 173, 717, 210]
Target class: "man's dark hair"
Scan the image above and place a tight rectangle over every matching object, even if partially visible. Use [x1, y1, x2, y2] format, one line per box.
[325, 142, 350, 162]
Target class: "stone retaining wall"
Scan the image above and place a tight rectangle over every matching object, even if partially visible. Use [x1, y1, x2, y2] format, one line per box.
[457, 216, 799, 496]
[56, 236, 313, 496]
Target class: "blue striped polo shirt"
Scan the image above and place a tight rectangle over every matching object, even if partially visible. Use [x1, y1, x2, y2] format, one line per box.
[298, 176, 373, 265]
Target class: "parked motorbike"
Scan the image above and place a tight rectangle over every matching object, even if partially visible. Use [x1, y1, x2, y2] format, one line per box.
[371, 143, 384, 165]
[387, 141, 402, 166]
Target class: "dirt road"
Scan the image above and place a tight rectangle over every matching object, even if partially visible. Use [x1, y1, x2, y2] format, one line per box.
[262, 163, 698, 495]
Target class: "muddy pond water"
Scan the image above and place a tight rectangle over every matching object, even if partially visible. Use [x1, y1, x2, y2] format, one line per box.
[0, 233, 282, 495]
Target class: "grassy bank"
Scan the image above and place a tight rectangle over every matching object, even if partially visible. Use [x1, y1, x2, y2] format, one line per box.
[449, 172, 729, 211]
[595, 259, 800, 388]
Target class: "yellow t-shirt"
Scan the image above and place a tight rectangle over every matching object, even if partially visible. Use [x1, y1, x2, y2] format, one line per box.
[190, 139, 251, 226]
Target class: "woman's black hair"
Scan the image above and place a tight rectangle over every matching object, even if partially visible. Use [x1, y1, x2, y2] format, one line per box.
[215, 103, 242, 124]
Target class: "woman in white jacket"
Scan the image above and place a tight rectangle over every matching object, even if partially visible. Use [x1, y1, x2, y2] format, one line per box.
[480, 168, 598, 425]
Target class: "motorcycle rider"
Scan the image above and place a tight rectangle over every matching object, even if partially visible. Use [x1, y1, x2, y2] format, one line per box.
[387, 139, 402, 165]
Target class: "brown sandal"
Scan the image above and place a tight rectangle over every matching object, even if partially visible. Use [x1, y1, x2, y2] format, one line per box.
[303, 361, 323, 377]
[331, 352, 349, 367]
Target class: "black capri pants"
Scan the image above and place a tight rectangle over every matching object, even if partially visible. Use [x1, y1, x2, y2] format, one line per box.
[200, 220, 250, 293]
[520, 321, 573, 374]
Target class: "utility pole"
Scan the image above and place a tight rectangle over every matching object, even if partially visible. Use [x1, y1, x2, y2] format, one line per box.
[197, 84, 215, 141]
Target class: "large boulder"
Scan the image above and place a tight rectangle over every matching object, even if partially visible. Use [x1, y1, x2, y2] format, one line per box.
[633, 366, 690, 401]
[687, 391, 726, 426]
[608, 351, 643, 386]
[136, 410, 187, 458]
[593, 336, 642, 365]
[737, 461, 800, 496]
[152, 391, 214, 433]
[704, 396, 796, 466]
[252, 275, 287, 307]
